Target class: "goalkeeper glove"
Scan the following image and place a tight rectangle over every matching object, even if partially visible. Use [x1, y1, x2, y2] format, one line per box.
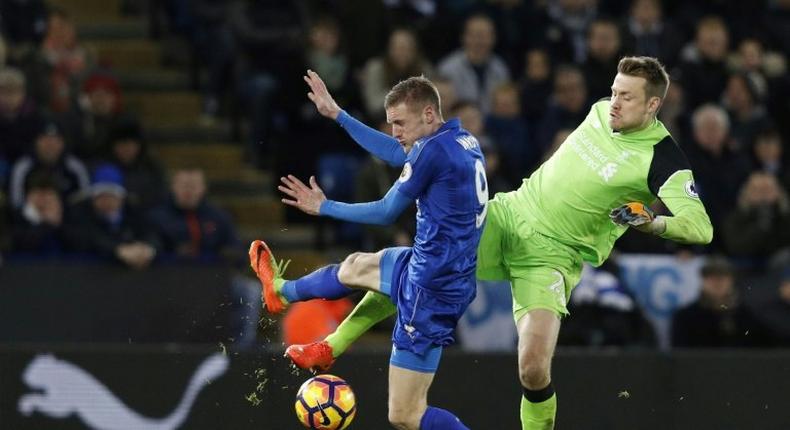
[610, 202, 656, 226]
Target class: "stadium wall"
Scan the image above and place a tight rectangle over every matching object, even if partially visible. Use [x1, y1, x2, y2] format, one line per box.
[1, 264, 787, 429]
[2, 346, 789, 429]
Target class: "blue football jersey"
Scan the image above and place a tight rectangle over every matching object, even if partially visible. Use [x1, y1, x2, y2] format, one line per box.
[396, 118, 488, 301]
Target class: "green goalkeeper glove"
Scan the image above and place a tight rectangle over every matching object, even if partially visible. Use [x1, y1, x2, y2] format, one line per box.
[610, 202, 666, 235]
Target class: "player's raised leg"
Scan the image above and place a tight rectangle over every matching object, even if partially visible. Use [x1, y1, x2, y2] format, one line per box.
[249, 240, 384, 314]
[285, 247, 405, 370]
[517, 309, 560, 430]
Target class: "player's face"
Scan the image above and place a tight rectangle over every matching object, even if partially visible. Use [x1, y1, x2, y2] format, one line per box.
[609, 73, 661, 133]
[386, 102, 436, 153]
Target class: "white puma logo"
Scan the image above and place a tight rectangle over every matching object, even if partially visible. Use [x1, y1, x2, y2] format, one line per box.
[18, 353, 229, 430]
[547, 271, 566, 306]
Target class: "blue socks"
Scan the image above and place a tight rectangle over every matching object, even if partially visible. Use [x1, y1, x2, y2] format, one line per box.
[281, 265, 353, 302]
[420, 406, 469, 430]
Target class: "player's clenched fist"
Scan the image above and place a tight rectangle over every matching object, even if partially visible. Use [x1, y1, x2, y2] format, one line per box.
[609, 202, 655, 226]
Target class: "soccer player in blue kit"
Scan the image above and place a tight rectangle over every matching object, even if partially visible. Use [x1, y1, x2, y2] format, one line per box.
[250, 70, 488, 430]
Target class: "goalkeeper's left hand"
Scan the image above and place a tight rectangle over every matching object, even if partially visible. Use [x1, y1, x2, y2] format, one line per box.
[610, 202, 666, 235]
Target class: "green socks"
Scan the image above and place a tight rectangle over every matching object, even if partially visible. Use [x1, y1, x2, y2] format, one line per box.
[325, 291, 396, 357]
[520, 384, 556, 430]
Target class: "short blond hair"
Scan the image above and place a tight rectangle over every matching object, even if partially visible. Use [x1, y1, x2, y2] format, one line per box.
[384, 76, 441, 113]
[617, 56, 669, 100]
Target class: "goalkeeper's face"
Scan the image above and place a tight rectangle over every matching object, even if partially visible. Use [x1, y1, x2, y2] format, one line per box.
[386, 102, 441, 153]
[609, 73, 661, 133]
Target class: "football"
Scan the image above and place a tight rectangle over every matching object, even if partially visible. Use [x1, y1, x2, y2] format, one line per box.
[294, 374, 357, 429]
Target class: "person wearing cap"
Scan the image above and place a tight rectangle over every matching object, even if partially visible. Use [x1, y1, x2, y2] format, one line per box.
[57, 71, 138, 161]
[66, 163, 160, 269]
[671, 256, 772, 348]
[9, 172, 68, 256]
[105, 120, 166, 211]
[0, 66, 44, 164]
[8, 118, 89, 210]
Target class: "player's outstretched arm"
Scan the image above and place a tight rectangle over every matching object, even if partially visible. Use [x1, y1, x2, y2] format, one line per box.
[654, 186, 713, 244]
[303, 69, 406, 167]
[279, 174, 325, 215]
[610, 181, 713, 244]
[637, 139, 713, 244]
[279, 175, 411, 225]
[304, 69, 341, 120]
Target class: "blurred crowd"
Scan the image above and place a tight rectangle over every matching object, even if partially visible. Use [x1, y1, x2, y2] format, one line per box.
[0, 0, 246, 267]
[1, 0, 790, 349]
[143, 0, 790, 272]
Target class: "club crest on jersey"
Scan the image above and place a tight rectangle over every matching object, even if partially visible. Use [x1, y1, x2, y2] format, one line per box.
[399, 162, 413, 183]
[598, 162, 618, 182]
[685, 179, 699, 198]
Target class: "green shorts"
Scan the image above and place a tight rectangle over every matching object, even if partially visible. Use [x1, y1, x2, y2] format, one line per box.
[477, 193, 583, 322]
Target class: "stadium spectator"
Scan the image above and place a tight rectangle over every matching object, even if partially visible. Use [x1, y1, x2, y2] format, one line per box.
[683, 104, 751, 248]
[0, 0, 48, 62]
[228, 0, 306, 167]
[0, 67, 43, 164]
[722, 73, 770, 150]
[333, 0, 388, 70]
[451, 101, 495, 157]
[479, 139, 515, 197]
[485, 82, 532, 183]
[437, 13, 510, 113]
[677, 16, 730, 110]
[657, 74, 687, 139]
[8, 119, 89, 210]
[756, 268, 790, 345]
[752, 128, 790, 191]
[479, 0, 533, 73]
[190, 0, 235, 119]
[671, 256, 772, 348]
[761, 0, 790, 57]
[518, 48, 552, 127]
[0, 35, 6, 67]
[722, 172, 790, 263]
[559, 261, 656, 348]
[581, 18, 623, 100]
[305, 17, 357, 117]
[105, 121, 167, 211]
[148, 167, 239, 261]
[9, 173, 68, 256]
[41, 8, 94, 113]
[729, 38, 787, 81]
[536, 65, 589, 153]
[537, 0, 598, 63]
[432, 76, 457, 117]
[58, 71, 137, 163]
[622, 0, 685, 68]
[67, 163, 159, 269]
[361, 28, 434, 119]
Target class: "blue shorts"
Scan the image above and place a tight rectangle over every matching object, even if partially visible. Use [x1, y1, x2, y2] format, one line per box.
[380, 247, 475, 371]
[390, 343, 443, 373]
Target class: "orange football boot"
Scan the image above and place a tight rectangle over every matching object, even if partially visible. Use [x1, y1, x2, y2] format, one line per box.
[249, 240, 290, 314]
[285, 341, 336, 372]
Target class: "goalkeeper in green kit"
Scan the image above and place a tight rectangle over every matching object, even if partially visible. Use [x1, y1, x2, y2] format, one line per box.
[282, 56, 713, 429]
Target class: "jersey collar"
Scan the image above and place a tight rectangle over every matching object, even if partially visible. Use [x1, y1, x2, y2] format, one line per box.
[415, 118, 459, 146]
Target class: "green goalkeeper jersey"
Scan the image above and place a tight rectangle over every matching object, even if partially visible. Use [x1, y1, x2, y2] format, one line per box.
[507, 100, 712, 266]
